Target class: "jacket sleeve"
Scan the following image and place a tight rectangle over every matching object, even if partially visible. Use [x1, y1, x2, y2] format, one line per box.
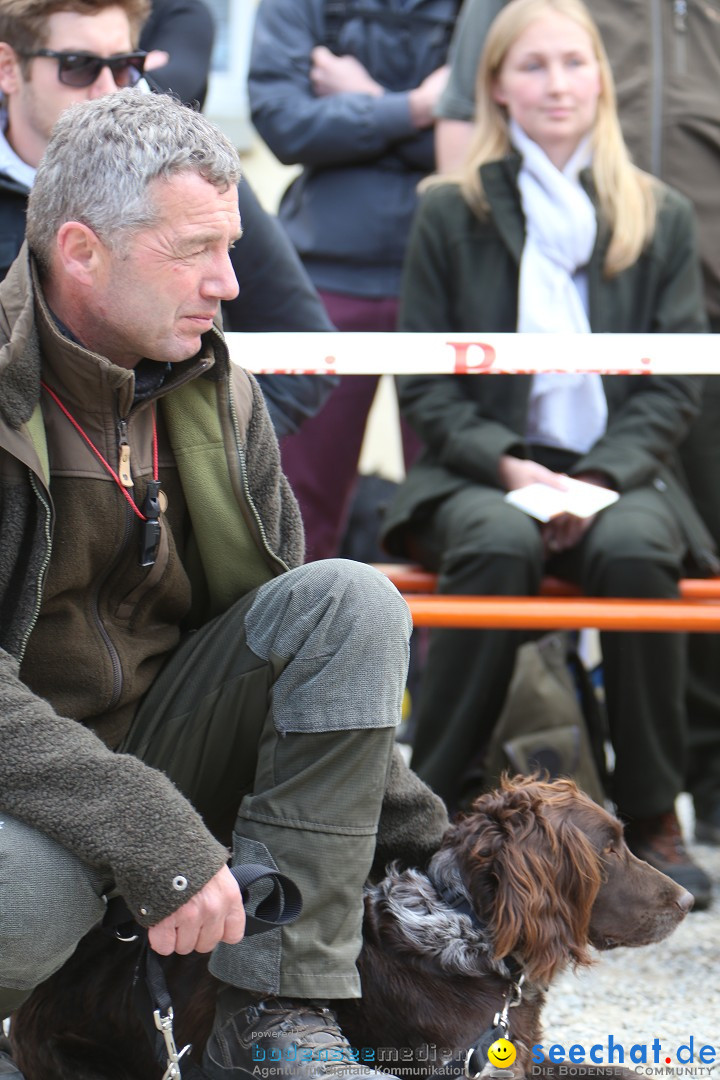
[575, 375, 703, 491]
[224, 179, 335, 335]
[397, 189, 523, 485]
[221, 178, 339, 437]
[248, 0, 420, 167]
[435, 0, 506, 121]
[575, 194, 708, 490]
[139, 0, 215, 108]
[0, 648, 229, 927]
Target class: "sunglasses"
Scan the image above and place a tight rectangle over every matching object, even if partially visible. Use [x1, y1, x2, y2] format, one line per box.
[19, 49, 147, 88]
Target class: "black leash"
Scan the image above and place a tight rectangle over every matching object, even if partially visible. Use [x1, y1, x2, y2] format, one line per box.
[103, 863, 302, 1080]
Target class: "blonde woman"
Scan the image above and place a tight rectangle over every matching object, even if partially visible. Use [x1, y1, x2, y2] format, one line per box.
[384, 0, 715, 906]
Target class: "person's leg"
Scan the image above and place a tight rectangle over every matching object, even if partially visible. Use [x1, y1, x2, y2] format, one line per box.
[407, 486, 544, 808]
[279, 292, 399, 561]
[679, 374, 720, 840]
[120, 559, 411, 1077]
[281, 376, 380, 560]
[121, 559, 410, 998]
[0, 815, 109, 1021]
[578, 488, 711, 907]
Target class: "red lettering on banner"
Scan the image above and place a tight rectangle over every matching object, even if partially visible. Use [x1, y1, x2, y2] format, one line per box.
[447, 341, 496, 374]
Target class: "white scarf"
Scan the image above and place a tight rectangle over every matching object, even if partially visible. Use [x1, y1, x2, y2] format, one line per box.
[511, 119, 608, 454]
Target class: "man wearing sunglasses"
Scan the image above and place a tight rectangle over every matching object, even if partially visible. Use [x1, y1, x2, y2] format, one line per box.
[0, 1, 339, 436]
[0, 1, 149, 281]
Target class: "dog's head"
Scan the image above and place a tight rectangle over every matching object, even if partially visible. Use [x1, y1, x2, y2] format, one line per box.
[441, 775, 692, 985]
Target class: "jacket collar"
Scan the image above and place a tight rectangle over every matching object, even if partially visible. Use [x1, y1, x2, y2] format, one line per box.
[0, 243, 42, 428]
[0, 243, 228, 430]
[479, 151, 612, 327]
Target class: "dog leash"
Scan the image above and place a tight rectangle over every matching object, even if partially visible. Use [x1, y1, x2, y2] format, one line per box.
[103, 863, 302, 1080]
[421, 975, 525, 1080]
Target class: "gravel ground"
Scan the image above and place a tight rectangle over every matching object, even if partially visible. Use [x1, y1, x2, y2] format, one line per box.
[540, 796, 720, 1077]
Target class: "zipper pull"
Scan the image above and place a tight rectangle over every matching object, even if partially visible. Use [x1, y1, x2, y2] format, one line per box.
[673, 0, 687, 32]
[117, 419, 133, 488]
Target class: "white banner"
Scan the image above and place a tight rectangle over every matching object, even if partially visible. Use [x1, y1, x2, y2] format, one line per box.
[225, 331, 719, 376]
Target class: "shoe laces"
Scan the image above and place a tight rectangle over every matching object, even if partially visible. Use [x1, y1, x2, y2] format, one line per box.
[262, 999, 353, 1054]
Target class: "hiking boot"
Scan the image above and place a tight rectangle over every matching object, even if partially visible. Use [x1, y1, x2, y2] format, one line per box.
[625, 810, 712, 911]
[694, 802, 720, 846]
[0, 1051, 24, 1077]
[202, 989, 399, 1079]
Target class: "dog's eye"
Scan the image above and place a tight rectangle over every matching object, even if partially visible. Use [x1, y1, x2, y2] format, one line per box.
[602, 842, 619, 856]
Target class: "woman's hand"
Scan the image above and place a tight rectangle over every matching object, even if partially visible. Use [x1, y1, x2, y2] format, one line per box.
[497, 454, 570, 493]
[542, 512, 596, 555]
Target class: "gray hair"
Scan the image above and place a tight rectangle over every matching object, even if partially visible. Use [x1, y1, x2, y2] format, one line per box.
[26, 89, 243, 270]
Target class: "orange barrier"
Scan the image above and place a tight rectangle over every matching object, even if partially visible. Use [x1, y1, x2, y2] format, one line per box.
[374, 563, 720, 632]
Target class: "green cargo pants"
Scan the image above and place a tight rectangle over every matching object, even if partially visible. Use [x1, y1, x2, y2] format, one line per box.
[0, 560, 412, 1015]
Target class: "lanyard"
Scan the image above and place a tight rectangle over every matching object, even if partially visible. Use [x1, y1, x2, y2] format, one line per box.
[41, 380, 163, 567]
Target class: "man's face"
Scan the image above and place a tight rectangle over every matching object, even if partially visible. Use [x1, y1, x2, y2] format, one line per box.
[0, 6, 134, 167]
[87, 171, 241, 368]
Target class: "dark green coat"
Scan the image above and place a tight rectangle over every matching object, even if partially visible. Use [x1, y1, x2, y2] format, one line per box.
[384, 157, 718, 573]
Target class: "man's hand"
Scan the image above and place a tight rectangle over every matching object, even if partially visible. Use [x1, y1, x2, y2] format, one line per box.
[310, 46, 384, 97]
[144, 49, 170, 72]
[148, 865, 246, 956]
[497, 455, 570, 493]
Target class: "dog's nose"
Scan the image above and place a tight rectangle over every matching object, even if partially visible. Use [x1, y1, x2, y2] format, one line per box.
[675, 889, 694, 914]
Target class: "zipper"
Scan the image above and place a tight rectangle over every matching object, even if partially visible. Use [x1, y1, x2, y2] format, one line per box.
[90, 468, 136, 711]
[87, 408, 138, 711]
[673, 0, 688, 73]
[117, 418, 133, 488]
[649, 0, 664, 178]
[673, 0, 688, 31]
[18, 471, 53, 665]
[227, 379, 290, 575]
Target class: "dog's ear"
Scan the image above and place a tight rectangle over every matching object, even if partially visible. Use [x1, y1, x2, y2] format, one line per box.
[455, 778, 603, 984]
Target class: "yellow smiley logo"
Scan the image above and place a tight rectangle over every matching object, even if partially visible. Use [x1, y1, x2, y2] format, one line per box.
[486, 1038, 517, 1068]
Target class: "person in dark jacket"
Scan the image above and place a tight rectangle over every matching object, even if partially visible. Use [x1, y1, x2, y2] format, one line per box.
[432, 0, 720, 847]
[139, 0, 214, 108]
[0, 0, 337, 437]
[248, 0, 456, 560]
[384, 0, 715, 907]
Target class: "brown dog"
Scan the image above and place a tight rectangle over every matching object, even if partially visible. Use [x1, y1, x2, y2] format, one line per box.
[10, 776, 691, 1079]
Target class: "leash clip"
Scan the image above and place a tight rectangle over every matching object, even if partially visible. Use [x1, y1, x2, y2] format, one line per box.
[154, 1007, 191, 1080]
[493, 973, 525, 1030]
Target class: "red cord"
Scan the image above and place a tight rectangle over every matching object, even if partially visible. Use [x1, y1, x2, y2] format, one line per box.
[40, 380, 157, 522]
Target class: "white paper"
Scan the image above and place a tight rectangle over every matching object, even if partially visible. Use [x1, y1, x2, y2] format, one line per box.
[504, 478, 619, 523]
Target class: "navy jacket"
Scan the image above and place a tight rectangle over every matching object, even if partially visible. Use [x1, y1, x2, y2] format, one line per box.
[248, 0, 458, 298]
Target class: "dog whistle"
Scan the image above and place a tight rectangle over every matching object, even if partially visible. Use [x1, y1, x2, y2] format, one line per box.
[139, 480, 163, 567]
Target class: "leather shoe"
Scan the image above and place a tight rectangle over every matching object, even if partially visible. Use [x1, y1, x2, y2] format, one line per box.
[202, 990, 400, 1079]
[625, 810, 712, 911]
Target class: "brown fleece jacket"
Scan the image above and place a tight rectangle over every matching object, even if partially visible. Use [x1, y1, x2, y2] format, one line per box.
[0, 248, 304, 925]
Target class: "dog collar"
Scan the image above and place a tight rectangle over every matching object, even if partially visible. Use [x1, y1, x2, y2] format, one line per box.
[433, 879, 525, 982]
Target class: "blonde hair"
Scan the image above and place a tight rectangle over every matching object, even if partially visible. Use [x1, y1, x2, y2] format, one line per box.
[436, 0, 657, 276]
